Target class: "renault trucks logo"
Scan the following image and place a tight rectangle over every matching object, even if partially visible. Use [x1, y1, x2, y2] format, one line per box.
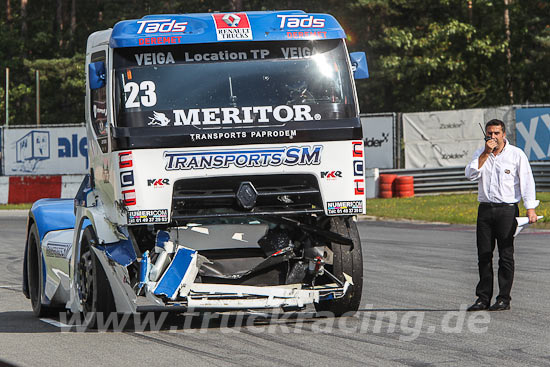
[222, 13, 241, 27]
[164, 145, 322, 170]
[212, 13, 252, 40]
[136, 19, 187, 34]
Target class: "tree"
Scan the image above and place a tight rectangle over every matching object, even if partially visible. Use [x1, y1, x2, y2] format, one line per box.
[24, 54, 85, 124]
[508, 1, 550, 105]
[20, 0, 27, 36]
[1, 0, 550, 124]
[349, 0, 507, 112]
[6, 0, 12, 23]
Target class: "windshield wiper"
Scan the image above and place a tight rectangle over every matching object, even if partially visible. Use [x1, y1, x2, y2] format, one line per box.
[228, 75, 237, 107]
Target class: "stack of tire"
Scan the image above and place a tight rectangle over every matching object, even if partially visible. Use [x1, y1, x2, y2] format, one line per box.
[379, 174, 414, 198]
[395, 176, 414, 197]
[379, 174, 397, 198]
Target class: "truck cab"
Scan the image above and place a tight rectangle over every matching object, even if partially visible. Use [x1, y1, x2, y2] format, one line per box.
[24, 11, 369, 326]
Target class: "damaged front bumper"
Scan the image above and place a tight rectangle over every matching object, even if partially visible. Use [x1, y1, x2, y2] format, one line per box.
[89, 243, 351, 314]
[169, 282, 349, 310]
[132, 283, 350, 312]
[68, 211, 354, 315]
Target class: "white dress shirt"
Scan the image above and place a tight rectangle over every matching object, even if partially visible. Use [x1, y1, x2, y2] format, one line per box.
[465, 139, 539, 209]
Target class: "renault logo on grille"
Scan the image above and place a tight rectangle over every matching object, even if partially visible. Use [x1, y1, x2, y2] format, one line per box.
[236, 181, 257, 210]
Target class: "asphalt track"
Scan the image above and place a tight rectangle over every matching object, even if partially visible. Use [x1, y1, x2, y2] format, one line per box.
[0, 210, 549, 366]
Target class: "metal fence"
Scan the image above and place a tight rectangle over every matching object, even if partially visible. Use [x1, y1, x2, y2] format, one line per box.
[381, 162, 550, 194]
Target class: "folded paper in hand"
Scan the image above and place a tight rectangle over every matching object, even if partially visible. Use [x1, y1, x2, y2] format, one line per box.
[514, 216, 544, 237]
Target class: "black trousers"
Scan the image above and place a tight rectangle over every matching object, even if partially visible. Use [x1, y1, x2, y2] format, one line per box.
[475, 203, 519, 304]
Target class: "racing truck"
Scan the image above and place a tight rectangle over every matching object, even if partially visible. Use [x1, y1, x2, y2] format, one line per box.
[22, 10, 369, 326]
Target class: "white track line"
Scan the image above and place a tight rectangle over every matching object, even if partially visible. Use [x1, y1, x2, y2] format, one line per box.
[39, 318, 72, 328]
[0, 285, 20, 290]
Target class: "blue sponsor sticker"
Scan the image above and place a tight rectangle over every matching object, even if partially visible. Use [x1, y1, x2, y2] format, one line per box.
[164, 145, 322, 170]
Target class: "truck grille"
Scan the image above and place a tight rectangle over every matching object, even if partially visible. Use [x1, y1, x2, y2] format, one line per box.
[171, 174, 323, 222]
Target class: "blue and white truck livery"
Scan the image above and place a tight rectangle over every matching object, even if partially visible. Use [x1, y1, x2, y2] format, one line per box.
[22, 10, 369, 325]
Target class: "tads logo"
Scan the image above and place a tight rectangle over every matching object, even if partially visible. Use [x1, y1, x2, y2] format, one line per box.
[136, 19, 187, 34]
[277, 14, 325, 28]
[365, 132, 389, 148]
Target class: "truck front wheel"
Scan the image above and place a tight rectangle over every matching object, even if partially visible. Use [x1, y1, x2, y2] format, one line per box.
[78, 226, 116, 328]
[315, 216, 363, 316]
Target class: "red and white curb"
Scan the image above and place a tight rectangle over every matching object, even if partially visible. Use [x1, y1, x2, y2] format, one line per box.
[0, 175, 85, 205]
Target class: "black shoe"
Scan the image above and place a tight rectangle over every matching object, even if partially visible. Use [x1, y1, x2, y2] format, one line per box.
[467, 299, 489, 312]
[489, 300, 510, 311]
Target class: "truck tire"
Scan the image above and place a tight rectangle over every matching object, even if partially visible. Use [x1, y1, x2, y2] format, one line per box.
[26, 223, 56, 317]
[78, 226, 116, 328]
[315, 216, 363, 316]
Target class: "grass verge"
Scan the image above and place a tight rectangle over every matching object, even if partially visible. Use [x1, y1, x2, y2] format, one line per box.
[2, 194, 549, 228]
[0, 203, 33, 210]
[365, 192, 550, 227]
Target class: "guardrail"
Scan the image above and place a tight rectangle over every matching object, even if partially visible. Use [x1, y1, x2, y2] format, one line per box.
[531, 162, 550, 191]
[381, 162, 550, 194]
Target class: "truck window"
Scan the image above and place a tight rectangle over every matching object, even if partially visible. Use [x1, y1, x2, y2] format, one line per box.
[112, 39, 355, 129]
[90, 51, 108, 152]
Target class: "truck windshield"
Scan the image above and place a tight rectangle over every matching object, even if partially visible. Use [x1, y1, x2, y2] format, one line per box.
[113, 39, 356, 129]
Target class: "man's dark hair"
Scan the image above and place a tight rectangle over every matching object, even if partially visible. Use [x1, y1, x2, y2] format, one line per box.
[485, 119, 506, 133]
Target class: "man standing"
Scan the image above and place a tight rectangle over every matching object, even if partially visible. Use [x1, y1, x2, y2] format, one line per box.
[465, 119, 538, 311]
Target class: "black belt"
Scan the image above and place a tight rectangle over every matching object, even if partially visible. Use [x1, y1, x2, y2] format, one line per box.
[479, 202, 517, 207]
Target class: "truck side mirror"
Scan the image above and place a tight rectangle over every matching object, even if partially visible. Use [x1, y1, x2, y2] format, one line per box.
[89, 61, 106, 90]
[349, 52, 369, 79]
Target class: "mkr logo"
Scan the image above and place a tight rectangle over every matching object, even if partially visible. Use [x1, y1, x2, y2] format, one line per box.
[148, 178, 170, 186]
[321, 170, 342, 179]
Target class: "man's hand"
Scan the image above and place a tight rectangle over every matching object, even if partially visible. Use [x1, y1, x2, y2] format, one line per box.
[478, 139, 497, 168]
[484, 138, 497, 154]
[526, 208, 538, 224]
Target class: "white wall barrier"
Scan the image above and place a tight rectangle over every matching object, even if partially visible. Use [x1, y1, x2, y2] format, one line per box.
[402, 107, 514, 169]
[365, 168, 379, 199]
[360, 114, 395, 169]
[0, 176, 8, 204]
[2, 126, 87, 175]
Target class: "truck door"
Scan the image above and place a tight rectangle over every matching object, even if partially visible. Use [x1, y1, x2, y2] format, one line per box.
[87, 48, 116, 211]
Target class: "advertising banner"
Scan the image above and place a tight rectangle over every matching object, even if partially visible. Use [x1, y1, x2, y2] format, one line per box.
[360, 114, 394, 169]
[515, 107, 550, 161]
[3, 126, 88, 175]
[403, 107, 513, 168]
